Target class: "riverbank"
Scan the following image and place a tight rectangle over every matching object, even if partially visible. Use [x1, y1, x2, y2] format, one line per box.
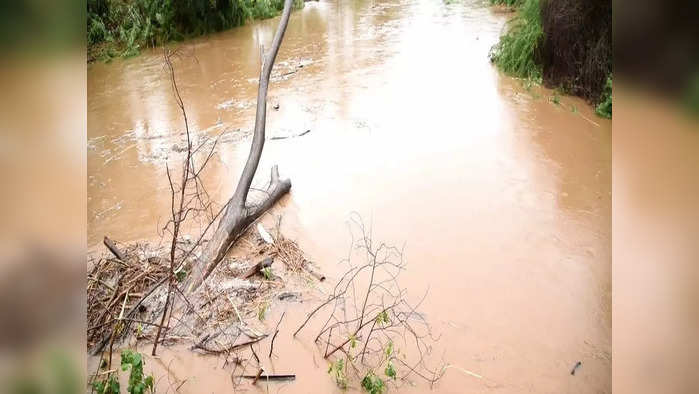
[88, 0, 304, 62]
[489, 0, 612, 118]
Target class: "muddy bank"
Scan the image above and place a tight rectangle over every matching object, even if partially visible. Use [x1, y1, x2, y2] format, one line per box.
[88, 0, 611, 392]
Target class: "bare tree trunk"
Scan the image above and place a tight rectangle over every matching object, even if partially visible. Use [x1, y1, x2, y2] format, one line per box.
[188, 0, 294, 292]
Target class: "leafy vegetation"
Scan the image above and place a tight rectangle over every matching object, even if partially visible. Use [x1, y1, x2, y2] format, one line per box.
[361, 372, 386, 394]
[93, 376, 121, 394]
[121, 350, 155, 394]
[489, 0, 612, 118]
[92, 350, 154, 394]
[326, 337, 400, 392]
[489, 0, 542, 81]
[384, 362, 397, 380]
[328, 358, 349, 389]
[550, 92, 560, 105]
[595, 75, 612, 118]
[87, 0, 303, 62]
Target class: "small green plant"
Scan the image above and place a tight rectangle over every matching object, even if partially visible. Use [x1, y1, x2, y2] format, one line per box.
[361, 372, 386, 394]
[550, 93, 560, 105]
[93, 375, 120, 394]
[595, 74, 612, 118]
[92, 350, 153, 394]
[175, 269, 187, 282]
[383, 341, 397, 380]
[384, 362, 397, 380]
[121, 350, 154, 394]
[258, 303, 268, 321]
[375, 310, 390, 326]
[261, 267, 272, 280]
[349, 334, 358, 349]
[328, 358, 348, 389]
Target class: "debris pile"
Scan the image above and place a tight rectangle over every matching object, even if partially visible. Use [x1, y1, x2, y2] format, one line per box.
[87, 225, 323, 358]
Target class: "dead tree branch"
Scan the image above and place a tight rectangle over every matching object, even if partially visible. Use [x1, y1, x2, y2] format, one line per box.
[187, 0, 294, 292]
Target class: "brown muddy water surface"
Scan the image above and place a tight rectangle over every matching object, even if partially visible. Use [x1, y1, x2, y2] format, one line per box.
[87, 0, 611, 392]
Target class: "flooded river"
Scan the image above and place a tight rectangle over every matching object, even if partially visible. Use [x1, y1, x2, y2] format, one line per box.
[88, 0, 611, 392]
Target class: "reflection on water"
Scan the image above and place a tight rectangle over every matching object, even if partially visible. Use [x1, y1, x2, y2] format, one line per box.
[87, 0, 611, 392]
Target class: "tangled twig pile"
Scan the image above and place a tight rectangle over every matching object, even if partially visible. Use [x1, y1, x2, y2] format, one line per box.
[87, 241, 172, 356]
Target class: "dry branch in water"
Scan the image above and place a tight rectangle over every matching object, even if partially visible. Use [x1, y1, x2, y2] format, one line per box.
[187, 0, 295, 292]
[294, 214, 445, 389]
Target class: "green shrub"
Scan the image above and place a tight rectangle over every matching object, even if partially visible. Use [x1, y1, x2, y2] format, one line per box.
[87, 0, 303, 62]
[121, 350, 154, 394]
[489, 0, 543, 81]
[92, 350, 154, 394]
[595, 74, 612, 118]
[361, 372, 386, 394]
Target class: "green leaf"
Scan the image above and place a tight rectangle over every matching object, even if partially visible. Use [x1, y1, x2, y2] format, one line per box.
[361, 372, 386, 394]
[108, 376, 120, 394]
[385, 362, 397, 380]
[93, 380, 105, 394]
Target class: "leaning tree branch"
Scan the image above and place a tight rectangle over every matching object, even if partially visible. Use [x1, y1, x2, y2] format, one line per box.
[187, 0, 294, 292]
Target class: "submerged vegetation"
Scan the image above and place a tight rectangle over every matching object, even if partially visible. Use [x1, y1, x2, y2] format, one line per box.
[489, 0, 612, 117]
[87, 0, 302, 62]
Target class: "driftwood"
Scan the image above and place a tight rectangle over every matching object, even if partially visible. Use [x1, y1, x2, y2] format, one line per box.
[191, 334, 268, 354]
[90, 275, 169, 356]
[187, 0, 294, 293]
[270, 129, 311, 140]
[240, 374, 296, 381]
[252, 368, 264, 385]
[242, 257, 273, 279]
[268, 311, 285, 357]
[103, 236, 125, 261]
[571, 361, 582, 375]
[303, 261, 325, 281]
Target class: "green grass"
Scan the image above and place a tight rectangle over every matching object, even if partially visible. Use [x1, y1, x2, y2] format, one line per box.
[595, 74, 612, 118]
[489, 0, 543, 81]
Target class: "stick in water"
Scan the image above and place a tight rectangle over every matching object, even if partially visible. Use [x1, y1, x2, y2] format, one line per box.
[571, 361, 582, 375]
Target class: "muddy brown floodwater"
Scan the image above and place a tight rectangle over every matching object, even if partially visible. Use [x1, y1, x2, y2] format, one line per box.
[88, 0, 611, 392]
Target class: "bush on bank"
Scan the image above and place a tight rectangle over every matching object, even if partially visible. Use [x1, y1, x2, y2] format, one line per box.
[87, 0, 303, 62]
[489, 0, 612, 117]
